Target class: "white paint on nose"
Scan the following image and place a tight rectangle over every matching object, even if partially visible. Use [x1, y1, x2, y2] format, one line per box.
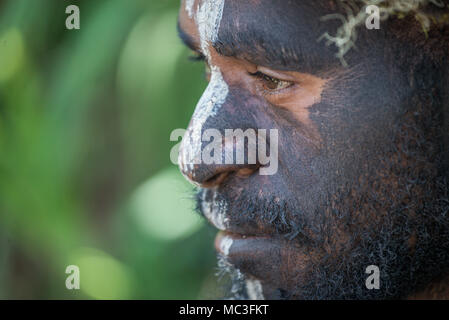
[178, 0, 229, 182]
[177, 1, 231, 230]
[179, 69, 228, 176]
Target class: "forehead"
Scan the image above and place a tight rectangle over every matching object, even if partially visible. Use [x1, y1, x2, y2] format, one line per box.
[180, 0, 342, 72]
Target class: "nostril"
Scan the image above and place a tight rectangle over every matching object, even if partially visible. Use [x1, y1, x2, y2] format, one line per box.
[236, 166, 259, 178]
[202, 171, 230, 188]
[179, 144, 262, 187]
[201, 164, 260, 188]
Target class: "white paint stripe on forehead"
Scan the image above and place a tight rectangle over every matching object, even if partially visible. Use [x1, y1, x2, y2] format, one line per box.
[196, 0, 225, 60]
[185, 0, 195, 18]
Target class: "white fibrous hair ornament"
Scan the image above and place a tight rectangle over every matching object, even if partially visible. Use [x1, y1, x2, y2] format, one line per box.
[319, 0, 448, 66]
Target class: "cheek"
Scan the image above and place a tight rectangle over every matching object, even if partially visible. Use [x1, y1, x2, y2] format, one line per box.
[308, 68, 409, 171]
[271, 74, 328, 143]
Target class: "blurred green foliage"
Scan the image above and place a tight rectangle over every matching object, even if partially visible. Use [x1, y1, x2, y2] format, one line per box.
[0, 0, 219, 299]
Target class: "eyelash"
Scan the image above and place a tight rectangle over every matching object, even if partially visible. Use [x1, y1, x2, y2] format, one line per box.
[188, 53, 294, 94]
[188, 52, 205, 62]
[249, 71, 294, 94]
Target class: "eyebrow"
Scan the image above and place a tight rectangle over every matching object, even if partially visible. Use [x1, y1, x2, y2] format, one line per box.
[177, 19, 301, 69]
[214, 21, 312, 71]
[177, 16, 337, 74]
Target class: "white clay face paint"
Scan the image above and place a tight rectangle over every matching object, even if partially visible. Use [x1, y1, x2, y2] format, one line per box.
[178, 0, 228, 178]
[178, 1, 230, 230]
[219, 235, 233, 256]
[180, 69, 228, 177]
[201, 188, 229, 230]
[246, 279, 265, 300]
[196, 0, 225, 59]
[185, 0, 195, 18]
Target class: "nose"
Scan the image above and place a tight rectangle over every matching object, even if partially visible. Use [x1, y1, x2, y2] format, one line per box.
[178, 74, 260, 188]
[179, 132, 260, 187]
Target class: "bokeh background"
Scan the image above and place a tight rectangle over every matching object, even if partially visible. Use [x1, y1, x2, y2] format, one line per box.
[0, 0, 221, 299]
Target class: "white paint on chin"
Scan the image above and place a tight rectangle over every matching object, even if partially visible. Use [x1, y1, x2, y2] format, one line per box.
[201, 188, 229, 230]
[246, 279, 265, 300]
[219, 235, 233, 256]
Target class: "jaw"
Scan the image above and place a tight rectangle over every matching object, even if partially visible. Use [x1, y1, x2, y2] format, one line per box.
[201, 171, 449, 300]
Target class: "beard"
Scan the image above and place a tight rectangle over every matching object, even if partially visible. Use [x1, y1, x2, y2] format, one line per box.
[190, 55, 449, 299]
[196, 172, 449, 299]
[194, 87, 449, 300]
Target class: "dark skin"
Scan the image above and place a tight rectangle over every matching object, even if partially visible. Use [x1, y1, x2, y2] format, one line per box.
[177, 0, 449, 299]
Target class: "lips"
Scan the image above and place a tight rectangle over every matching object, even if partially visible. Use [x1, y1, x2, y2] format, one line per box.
[198, 187, 309, 299]
[215, 230, 308, 299]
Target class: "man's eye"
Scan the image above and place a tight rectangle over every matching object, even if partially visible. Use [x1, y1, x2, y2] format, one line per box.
[251, 71, 294, 92]
[188, 52, 205, 62]
[188, 52, 211, 81]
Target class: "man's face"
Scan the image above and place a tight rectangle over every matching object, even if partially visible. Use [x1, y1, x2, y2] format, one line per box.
[177, 0, 449, 299]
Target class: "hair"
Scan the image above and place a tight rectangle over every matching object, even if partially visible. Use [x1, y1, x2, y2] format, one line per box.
[320, 0, 449, 66]
[344, 0, 449, 172]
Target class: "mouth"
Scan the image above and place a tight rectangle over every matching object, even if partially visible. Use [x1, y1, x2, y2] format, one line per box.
[214, 230, 307, 299]
[214, 230, 289, 263]
[198, 188, 309, 298]
[215, 231, 270, 255]
[201, 188, 299, 260]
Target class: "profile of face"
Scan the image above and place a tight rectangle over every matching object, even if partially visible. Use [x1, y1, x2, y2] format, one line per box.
[177, 0, 449, 299]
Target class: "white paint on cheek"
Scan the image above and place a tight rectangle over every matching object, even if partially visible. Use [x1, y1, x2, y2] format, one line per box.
[246, 279, 265, 300]
[187, 69, 228, 171]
